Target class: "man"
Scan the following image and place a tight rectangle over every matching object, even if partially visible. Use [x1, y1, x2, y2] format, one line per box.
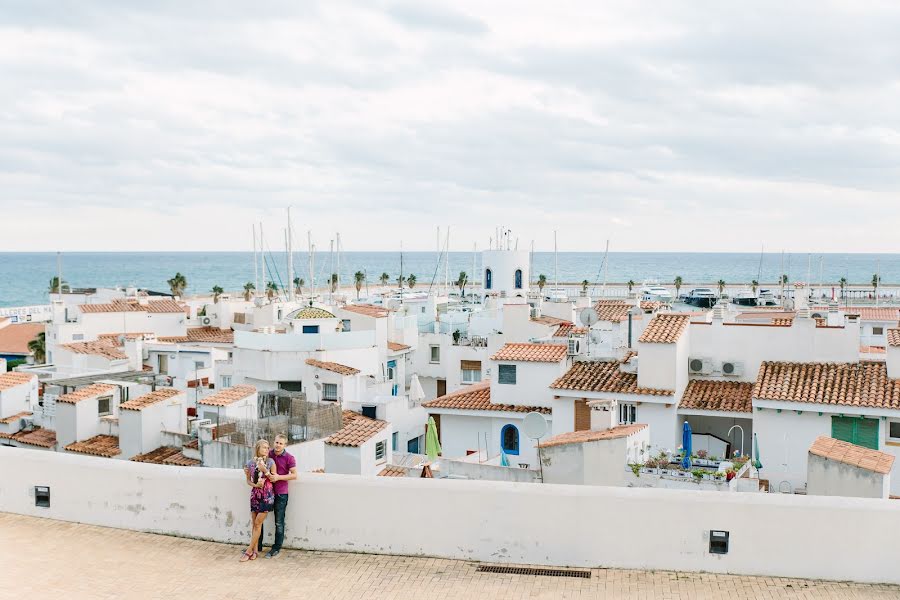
[257, 433, 297, 558]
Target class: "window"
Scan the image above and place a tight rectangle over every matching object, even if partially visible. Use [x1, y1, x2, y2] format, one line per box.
[341, 319, 351, 332]
[322, 383, 338, 401]
[203, 411, 218, 424]
[392, 432, 398, 451]
[461, 368, 482, 384]
[72, 333, 84, 341]
[302, 325, 319, 334]
[831, 416, 878, 450]
[421, 306, 426, 314]
[497, 364, 517, 385]
[375, 440, 386, 461]
[873, 326, 884, 336]
[407, 436, 420, 454]
[501, 424, 520, 455]
[362, 405, 377, 419]
[278, 380, 302, 392]
[619, 403, 637, 425]
[97, 396, 112, 417]
[888, 420, 900, 441]
[387, 360, 397, 380]
[430, 345, 440, 363]
[194, 361, 205, 369]
[485, 268, 493, 289]
[514, 269, 523, 289]
[221, 375, 232, 389]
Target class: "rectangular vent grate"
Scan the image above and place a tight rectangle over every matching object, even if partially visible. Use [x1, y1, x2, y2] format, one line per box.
[476, 565, 591, 579]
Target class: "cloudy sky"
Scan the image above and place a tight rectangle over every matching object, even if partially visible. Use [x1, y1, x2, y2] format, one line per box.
[2, 1, 900, 252]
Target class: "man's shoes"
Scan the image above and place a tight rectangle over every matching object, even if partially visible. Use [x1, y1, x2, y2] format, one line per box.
[265, 549, 281, 559]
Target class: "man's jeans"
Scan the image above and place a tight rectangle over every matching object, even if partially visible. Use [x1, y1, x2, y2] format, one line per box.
[258, 494, 289, 551]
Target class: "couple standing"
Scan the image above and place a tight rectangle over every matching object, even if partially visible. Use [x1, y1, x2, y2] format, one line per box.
[241, 434, 297, 562]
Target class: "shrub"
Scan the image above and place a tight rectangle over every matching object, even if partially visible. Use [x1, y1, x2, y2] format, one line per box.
[697, 450, 708, 459]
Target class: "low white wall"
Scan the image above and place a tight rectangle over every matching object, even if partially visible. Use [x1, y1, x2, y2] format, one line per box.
[1, 447, 900, 584]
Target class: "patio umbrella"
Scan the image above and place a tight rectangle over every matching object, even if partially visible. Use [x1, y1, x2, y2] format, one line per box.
[681, 421, 693, 469]
[752, 432, 763, 470]
[425, 416, 442, 462]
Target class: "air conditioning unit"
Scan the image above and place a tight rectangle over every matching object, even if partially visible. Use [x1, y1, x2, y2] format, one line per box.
[200, 316, 212, 326]
[688, 357, 713, 375]
[190, 418, 212, 435]
[567, 338, 582, 356]
[721, 361, 744, 377]
[20, 417, 34, 430]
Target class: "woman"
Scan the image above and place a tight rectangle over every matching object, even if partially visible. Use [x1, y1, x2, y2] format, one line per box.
[241, 439, 276, 561]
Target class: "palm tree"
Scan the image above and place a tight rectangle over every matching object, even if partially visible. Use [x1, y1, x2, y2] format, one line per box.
[243, 282, 255, 301]
[537, 274, 547, 293]
[397, 275, 406, 290]
[872, 273, 881, 296]
[48, 276, 70, 294]
[354, 271, 365, 300]
[627, 280, 635, 294]
[581, 279, 589, 294]
[780, 274, 789, 285]
[674, 276, 683, 298]
[266, 281, 278, 300]
[379, 272, 390, 287]
[293, 277, 304, 296]
[407, 274, 417, 289]
[839, 277, 847, 299]
[27, 332, 46, 364]
[211, 285, 223, 303]
[167, 272, 187, 297]
[751, 280, 759, 294]
[330, 273, 338, 294]
[717, 279, 726, 298]
[456, 271, 468, 298]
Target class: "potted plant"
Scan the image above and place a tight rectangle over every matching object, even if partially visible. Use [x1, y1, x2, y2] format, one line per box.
[692, 469, 705, 482]
[725, 468, 737, 482]
[630, 463, 641, 477]
[452, 329, 461, 344]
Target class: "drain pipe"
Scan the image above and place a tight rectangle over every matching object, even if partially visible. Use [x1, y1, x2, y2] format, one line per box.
[628, 312, 632, 348]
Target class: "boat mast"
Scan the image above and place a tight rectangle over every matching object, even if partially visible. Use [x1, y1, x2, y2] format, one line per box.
[336, 232, 341, 298]
[554, 230, 559, 294]
[253, 225, 258, 294]
[602, 239, 609, 298]
[287, 207, 294, 302]
[308, 231, 315, 302]
[260, 223, 266, 296]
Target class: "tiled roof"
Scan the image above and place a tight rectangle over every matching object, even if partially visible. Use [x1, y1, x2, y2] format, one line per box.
[888, 329, 900, 347]
[131, 446, 200, 466]
[640, 301, 664, 312]
[198, 385, 256, 407]
[306, 359, 361, 376]
[14, 428, 56, 448]
[539, 424, 648, 448]
[158, 327, 234, 344]
[809, 436, 895, 475]
[64, 435, 121, 458]
[553, 323, 588, 338]
[325, 412, 387, 447]
[0, 322, 44, 355]
[184, 438, 199, 450]
[491, 343, 568, 363]
[753, 361, 900, 409]
[0, 411, 32, 425]
[638, 313, 691, 344]
[288, 307, 336, 320]
[531, 315, 571, 326]
[772, 318, 794, 326]
[622, 350, 638, 364]
[860, 345, 886, 354]
[120, 388, 182, 411]
[0, 372, 36, 391]
[387, 341, 411, 352]
[550, 360, 672, 396]
[377, 466, 407, 477]
[850, 307, 900, 322]
[57, 383, 117, 404]
[678, 380, 753, 413]
[423, 380, 552, 414]
[593, 302, 634, 323]
[79, 299, 185, 314]
[341, 304, 390, 318]
[60, 339, 128, 360]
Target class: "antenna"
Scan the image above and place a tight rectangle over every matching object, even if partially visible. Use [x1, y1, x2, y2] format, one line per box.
[522, 412, 549, 482]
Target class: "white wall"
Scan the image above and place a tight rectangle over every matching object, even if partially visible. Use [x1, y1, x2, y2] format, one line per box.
[490, 360, 566, 409]
[0, 379, 37, 419]
[3, 447, 900, 585]
[807, 455, 889, 499]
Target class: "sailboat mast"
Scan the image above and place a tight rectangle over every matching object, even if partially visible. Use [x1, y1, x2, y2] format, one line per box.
[287, 207, 294, 302]
[554, 230, 559, 293]
[253, 226, 258, 294]
[602, 239, 609, 298]
[260, 223, 266, 295]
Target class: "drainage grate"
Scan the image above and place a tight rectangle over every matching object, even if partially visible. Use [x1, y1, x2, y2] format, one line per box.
[476, 565, 591, 579]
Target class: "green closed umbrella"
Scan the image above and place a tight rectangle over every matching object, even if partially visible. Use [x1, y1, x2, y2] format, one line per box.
[425, 416, 442, 462]
[752, 432, 763, 470]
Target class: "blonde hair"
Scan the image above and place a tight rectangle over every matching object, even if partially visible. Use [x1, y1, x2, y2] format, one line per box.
[254, 439, 270, 458]
[274, 433, 288, 443]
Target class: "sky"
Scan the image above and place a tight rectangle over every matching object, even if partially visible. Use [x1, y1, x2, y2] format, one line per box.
[2, 1, 900, 253]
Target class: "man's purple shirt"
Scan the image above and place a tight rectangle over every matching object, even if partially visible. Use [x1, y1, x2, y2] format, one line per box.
[268, 449, 296, 495]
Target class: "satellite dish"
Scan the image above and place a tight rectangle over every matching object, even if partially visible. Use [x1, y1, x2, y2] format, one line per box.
[579, 307, 599, 327]
[522, 412, 548, 439]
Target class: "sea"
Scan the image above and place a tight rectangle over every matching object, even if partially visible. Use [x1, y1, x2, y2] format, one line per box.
[0, 251, 897, 308]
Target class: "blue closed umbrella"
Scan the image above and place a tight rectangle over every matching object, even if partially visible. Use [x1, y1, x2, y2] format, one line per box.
[681, 421, 693, 469]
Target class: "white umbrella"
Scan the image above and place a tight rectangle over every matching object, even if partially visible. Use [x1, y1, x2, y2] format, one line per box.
[408, 374, 425, 403]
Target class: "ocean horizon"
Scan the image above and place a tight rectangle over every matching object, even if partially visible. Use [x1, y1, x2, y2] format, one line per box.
[0, 251, 897, 308]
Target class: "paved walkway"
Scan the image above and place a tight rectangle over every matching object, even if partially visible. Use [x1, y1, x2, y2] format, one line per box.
[2, 513, 896, 599]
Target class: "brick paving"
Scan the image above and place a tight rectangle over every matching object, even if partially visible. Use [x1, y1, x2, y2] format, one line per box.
[2, 512, 897, 599]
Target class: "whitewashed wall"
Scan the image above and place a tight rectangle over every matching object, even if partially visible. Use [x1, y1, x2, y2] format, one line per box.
[2, 447, 900, 584]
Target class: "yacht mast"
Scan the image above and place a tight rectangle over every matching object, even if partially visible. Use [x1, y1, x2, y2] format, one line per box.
[554, 230, 559, 294]
[260, 223, 266, 295]
[308, 231, 315, 302]
[252, 225, 258, 294]
[602, 239, 609, 298]
[287, 207, 294, 302]
[336, 232, 341, 298]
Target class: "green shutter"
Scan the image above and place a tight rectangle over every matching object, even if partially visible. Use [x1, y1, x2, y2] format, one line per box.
[855, 419, 879, 450]
[831, 416, 854, 443]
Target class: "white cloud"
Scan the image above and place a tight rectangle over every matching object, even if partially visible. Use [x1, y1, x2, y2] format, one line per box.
[1, 1, 900, 252]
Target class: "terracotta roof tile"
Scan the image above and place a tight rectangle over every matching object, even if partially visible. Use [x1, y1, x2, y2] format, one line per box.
[0, 372, 36, 391]
[423, 380, 551, 414]
[184, 438, 199, 450]
[325, 413, 387, 447]
[553, 323, 588, 338]
[377, 466, 407, 477]
[531, 315, 570, 326]
[79, 299, 186, 314]
[288, 307, 336, 320]
[98, 332, 154, 341]
[888, 329, 900, 348]
[64, 434, 121, 458]
[550, 361, 672, 396]
[593, 302, 634, 323]
[120, 388, 182, 411]
[753, 361, 900, 409]
[164, 452, 201, 466]
[638, 313, 691, 344]
[198, 385, 256, 407]
[809, 436, 894, 475]
[60, 339, 128, 360]
[306, 359, 361, 376]
[0, 411, 31, 425]
[387, 341, 411, 352]
[850, 307, 900, 322]
[57, 383, 117, 404]
[539, 424, 648, 448]
[341, 304, 390, 318]
[679, 380, 753, 413]
[491, 343, 567, 363]
[158, 327, 234, 344]
[640, 301, 664, 312]
[131, 446, 200, 466]
[860, 345, 886, 354]
[622, 350, 638, 364]
[14, 428, 56, 448]
[0, 323, 45, 355]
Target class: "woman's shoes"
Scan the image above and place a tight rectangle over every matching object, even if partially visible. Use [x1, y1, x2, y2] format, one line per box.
[250, 551, 258, 560]
[240, 550, 253, 562]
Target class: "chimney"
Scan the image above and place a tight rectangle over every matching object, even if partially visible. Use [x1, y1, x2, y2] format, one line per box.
[794, 282, 809, 311]
[587, 398, 617, 431]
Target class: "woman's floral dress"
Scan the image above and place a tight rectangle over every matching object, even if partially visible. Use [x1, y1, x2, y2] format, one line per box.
[247, 457, 276, 513]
